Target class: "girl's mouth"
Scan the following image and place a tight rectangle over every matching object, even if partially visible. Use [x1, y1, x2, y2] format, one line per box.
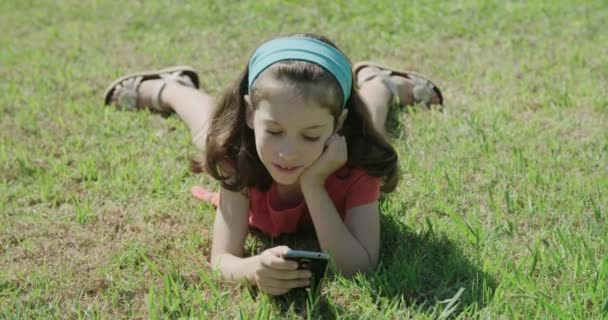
[273, 163, 302, 173]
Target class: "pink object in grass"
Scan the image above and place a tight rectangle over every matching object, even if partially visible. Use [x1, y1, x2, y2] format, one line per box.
[191, 185, 219, 207]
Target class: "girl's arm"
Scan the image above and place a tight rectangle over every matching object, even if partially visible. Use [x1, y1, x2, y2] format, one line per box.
[210, 187, 258, 284]
[299, 134, 380, 277]
[301, 181, 380, 277]
[210, 187, 311, 294]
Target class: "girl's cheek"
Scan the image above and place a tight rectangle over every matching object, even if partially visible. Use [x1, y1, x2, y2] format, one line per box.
[313, 143, 326, 159]
[255, 135, 273, 158]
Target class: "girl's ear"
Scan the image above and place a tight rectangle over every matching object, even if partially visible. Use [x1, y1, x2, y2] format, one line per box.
[244, 94, 254, 129]
[335, 109, 349, 133]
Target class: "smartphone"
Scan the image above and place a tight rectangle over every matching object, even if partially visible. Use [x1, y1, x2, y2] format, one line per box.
[283, 249, 330, 292]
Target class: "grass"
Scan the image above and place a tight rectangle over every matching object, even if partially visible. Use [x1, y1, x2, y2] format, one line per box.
[1, 0, 607, 318]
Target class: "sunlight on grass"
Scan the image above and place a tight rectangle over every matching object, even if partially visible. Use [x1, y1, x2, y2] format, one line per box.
[1, 0, 607, 318]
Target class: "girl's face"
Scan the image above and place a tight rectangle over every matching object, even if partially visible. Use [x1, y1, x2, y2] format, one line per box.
[245, 86, 339, 186]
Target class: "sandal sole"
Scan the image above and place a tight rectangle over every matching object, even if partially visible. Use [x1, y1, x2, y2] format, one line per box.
[103, 65, 200, 106]
[353, 61, 443, 105]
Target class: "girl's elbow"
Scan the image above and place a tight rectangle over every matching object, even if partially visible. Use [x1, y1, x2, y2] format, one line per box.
[210, 252, 226, 271]
[359, 260, 379, 275]
[210, 257, 219, 269]
[341, 260, 378, 278]
[350, 252, 379, 276]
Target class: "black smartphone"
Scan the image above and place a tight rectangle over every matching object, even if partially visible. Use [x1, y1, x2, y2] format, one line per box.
[283, 249, 330, 292]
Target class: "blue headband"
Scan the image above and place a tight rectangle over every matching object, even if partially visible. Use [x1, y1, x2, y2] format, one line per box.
[248, 37, 353, 107]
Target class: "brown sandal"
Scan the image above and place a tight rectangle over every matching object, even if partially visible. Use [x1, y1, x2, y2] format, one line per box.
[353, 61, 443, 107]
[103, 66, 200, 112]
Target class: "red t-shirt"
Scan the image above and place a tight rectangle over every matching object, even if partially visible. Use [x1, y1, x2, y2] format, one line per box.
[191, 167, 381, 237]
[249, 166, 380, 237]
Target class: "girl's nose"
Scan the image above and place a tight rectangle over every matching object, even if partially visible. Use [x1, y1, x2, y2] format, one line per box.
[278, 139, 298, 161]
[278, 152, 297, 162]
[278, 148, 297, 161]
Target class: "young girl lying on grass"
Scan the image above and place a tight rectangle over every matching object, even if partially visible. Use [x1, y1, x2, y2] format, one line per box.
[104, 33, 443, 296]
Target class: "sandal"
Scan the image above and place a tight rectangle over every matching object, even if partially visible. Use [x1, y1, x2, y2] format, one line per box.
[103, 65, 200, 112]
[353, 61, 443, 107]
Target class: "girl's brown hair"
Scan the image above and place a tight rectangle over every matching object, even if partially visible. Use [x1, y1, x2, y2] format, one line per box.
[196, 33, 399, 193]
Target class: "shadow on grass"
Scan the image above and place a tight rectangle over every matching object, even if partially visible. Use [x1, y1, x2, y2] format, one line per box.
[245, 211, 496, 318]
[361, 212, 497, 315]
[367, 106, 495, 315]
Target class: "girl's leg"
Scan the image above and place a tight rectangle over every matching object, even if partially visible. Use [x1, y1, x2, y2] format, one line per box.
[355, 64, 442, 135]
[120, 79, 215, 152]
[159, 81, 214, 152]
[355, 67, 393, 134]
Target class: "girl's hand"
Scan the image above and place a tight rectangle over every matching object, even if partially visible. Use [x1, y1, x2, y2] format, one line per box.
[254, 246, 312, 296]
[300, 134, 348, 187]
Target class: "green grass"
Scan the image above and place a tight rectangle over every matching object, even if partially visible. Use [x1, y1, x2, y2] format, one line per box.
[1, 0, 607, 318]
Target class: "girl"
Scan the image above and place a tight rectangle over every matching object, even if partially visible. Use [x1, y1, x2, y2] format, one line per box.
[104, 34, 443, 296]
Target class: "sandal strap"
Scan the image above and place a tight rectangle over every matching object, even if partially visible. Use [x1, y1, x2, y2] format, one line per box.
[358, 67, 401, 107]
[151, 71, 197, 111]
[160, 70, 196, 87]
[151, 81, 168, 111]
[357, 65, 436, 106]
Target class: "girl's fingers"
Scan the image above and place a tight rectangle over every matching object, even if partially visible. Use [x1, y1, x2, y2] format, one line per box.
[325, 133, 339, 146]
[256, 268, 311, 280]
[269, 245, 291, 257]
[258, 278, 311, 290]
[261, 246, 298, 270]
[326, 134, 346, 150]
[262, 255, 298, 270]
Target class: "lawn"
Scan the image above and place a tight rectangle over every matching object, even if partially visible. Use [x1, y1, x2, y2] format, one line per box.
[1, 0, 607, 318]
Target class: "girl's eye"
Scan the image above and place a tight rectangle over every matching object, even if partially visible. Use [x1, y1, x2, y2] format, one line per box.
[303, 136, 321, 142]
[265, 130, 319, 142]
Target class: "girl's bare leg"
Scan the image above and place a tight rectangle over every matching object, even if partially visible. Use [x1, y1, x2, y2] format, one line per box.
[355, 66, 422, 135]
[131, 80, 215, 152]
[356, 67, 392, 134]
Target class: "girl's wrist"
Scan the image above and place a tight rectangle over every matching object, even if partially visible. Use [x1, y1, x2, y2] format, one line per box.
[300, 174, 325, 189]
[243, 255, 261, 286]
[300, 178, 328, 201]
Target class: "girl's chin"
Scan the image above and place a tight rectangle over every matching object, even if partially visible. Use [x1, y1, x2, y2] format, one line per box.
[269, 173, 301, 186]
[267, 169, 303, 185]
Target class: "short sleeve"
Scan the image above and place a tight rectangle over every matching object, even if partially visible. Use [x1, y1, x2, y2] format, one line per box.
[344, 171, 381, 210]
